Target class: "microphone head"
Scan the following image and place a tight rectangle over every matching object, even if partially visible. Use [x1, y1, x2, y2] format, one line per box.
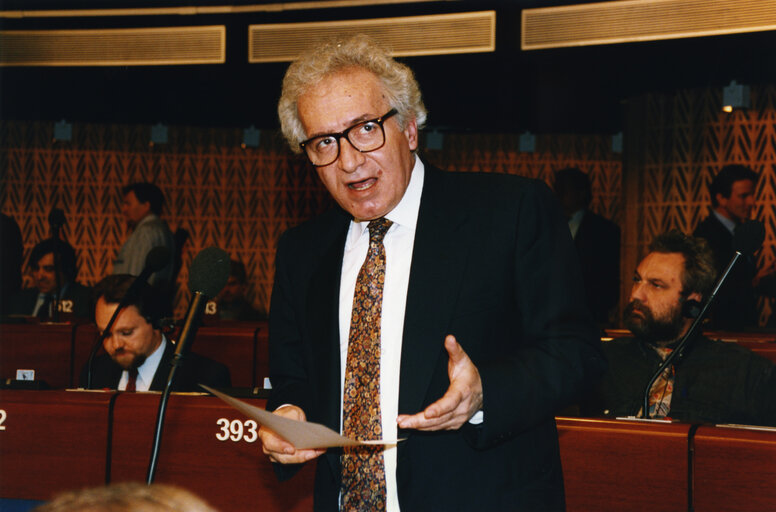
[734, 220, 765, 255]
[189, 247, 230, 297]
[144, 246, 172, 274]
[48, 208, 66, 228]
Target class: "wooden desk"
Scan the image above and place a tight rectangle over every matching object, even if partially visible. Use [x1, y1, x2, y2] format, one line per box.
[0, 390, 115, 500]
[11, 390, 770, 512]
[0, 323, 76, 388]
[704, 331, 776, 343]
[693, 425, 776, 512]
[110, 392, 315, 511]
[557, 417, 692, 512]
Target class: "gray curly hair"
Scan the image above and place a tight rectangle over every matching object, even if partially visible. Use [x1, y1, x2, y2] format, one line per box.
[278, 34, 428, 152]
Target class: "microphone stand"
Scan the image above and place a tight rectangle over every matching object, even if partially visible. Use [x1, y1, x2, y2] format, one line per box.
[49, 211, 64, 323]
[85, 303, 127, 389]
[640, 251, 743, 418]
[146, 292, 208, 483]
[143, 246, 229, 483]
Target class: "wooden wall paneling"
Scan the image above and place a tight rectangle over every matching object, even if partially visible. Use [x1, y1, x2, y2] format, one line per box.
[1, 121, 621, 322]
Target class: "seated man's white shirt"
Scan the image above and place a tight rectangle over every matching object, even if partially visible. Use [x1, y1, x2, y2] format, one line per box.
[118, 334, 167, 391]
[32, 283, 72, 317]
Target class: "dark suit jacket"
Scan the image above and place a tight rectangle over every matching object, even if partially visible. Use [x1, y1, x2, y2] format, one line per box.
[80, 339, 231, 391]
[268, 165, 605, 511]
[693, 214, 759, 330]
[9, 282, 94, 321]
[592, 335, 776, 426]
[574, 210, 621, 324]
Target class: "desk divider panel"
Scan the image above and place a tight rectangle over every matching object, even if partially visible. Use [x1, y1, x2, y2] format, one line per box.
[0, 390, 116, 500]
[693, 425, 776, 512]
[109, 392, 314, 511]
[556, 417, 692, 512]
[0, 323, 77, 389]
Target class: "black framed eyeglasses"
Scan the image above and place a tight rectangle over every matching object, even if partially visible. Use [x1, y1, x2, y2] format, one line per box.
[299, 108, 398, 167]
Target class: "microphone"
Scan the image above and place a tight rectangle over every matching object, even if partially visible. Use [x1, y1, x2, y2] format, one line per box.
[640, 220, 765, 418]
[85, 246, 172, 389]
[48, 208, 66, 233]
[172, 247, 230, 359]
[47, 209, 67, 321]
[146, 247, 229, 483]
[134, 245, 172, 285]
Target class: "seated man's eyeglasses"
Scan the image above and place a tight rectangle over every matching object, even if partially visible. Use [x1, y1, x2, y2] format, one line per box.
[300, 108, 398, 167]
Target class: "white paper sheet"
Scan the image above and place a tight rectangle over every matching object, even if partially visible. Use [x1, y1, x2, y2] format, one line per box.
[200, 384, 402, 449]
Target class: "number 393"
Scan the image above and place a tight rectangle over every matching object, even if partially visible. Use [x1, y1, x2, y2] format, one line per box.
[215, 418, 258, 443]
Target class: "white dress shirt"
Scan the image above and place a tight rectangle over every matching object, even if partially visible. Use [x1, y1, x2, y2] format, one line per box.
[568, 208, 585, 240]
[31, 282, 72, 317]
[713, 209, 737, 235]
[118, 334, 167, 391]
[339, 156, 424, 512]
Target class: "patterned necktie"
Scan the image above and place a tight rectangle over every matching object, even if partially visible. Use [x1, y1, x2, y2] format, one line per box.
[647, 347, 674, 418]
[341, 217, 392, 511]
[125, 368, 138, 392]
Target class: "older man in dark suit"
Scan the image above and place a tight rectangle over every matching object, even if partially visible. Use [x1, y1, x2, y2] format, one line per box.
[257, 35, 604, 511]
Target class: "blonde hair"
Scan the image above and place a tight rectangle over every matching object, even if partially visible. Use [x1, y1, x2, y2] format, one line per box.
[32, 482, 218, 512]
[278, 34, 427, 152]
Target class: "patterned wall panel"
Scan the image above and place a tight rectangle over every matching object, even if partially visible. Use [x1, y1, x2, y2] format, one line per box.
[626, 84, 776, 325]
[1, 121, 620, 319]
[426, 132, 622, 221]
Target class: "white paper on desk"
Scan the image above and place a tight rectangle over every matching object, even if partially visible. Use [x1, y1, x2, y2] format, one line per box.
[200, 384, 402, 449]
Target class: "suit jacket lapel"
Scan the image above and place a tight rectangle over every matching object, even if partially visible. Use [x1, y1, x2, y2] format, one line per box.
[306, 214, 350, 478]
[150, 340, 174, 391]
[102, 360, 123, 389]
[399, 166, 471, 416]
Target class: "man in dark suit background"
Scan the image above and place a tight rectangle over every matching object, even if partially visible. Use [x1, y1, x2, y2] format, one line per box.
[693, 164, 776, 330]
[553, 167, 621, 326]
[257, 35, 605, 511]
[8, 237, 93, 321]
[80, 274, 230, 392]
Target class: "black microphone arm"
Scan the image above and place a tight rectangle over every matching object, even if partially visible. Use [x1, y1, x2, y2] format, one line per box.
[147, 247, 230, 484]
[640, 220, 765, 418]
[85, 246, 171, 389]
[48, 208, 66, 322]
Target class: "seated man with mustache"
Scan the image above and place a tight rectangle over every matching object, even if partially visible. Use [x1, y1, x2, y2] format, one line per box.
[591, 230, 776, 426]
[80, 274, 230, 392]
